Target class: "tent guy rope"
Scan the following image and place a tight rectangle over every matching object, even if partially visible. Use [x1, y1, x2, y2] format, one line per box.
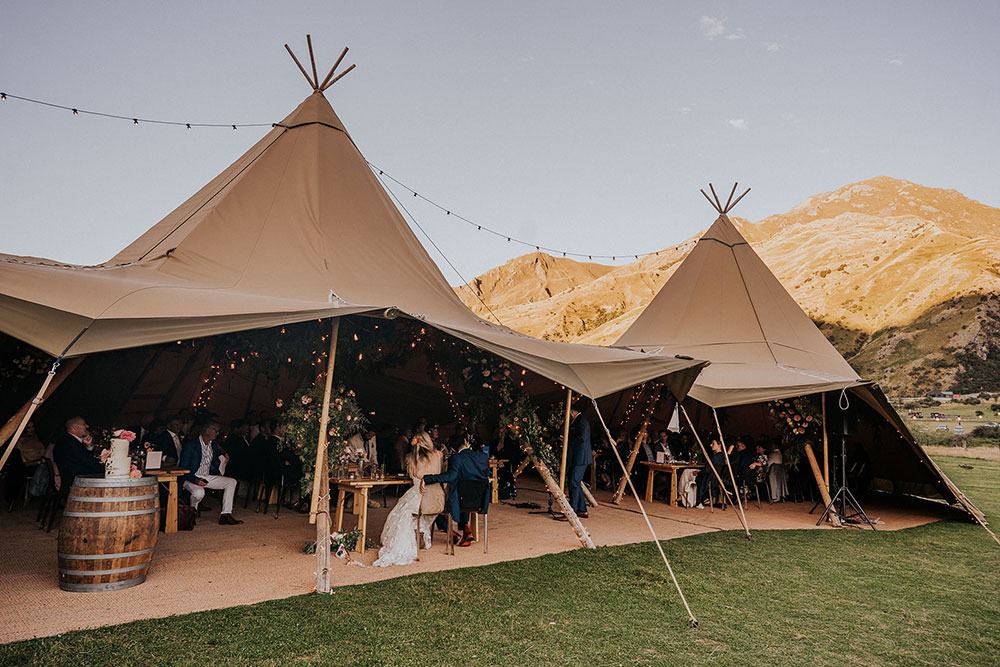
[590, 398, 699, 628]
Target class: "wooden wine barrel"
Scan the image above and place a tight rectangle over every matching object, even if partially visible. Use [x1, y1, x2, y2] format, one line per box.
[57, 475, 159, 592]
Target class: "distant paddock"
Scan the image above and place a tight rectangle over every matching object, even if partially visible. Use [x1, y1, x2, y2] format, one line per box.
[925, 445, 1000, 461]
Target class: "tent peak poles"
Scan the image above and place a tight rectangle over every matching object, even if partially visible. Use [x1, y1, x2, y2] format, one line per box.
[590, 398, 699, 628]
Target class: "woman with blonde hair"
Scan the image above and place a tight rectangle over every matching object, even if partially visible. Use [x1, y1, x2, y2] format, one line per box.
[373, 431, 444, 566]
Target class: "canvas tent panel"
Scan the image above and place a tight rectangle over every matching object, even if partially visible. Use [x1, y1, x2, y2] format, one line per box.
[0, 91, 707, 401]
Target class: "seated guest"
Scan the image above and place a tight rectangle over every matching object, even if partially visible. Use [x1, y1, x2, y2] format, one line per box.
[448, 424, 470, 453]
[652, 430, 674, 461]
[347, 429, 378, 465]
[127, 415, 154, 448]
[249, 420, 282, 486]
[694, 437, 732, 508]
[675, 432, 693, 462]
[151, 415, 184, 465]
[15, 420, 47, 468]
[180, 420, 243, 525]
[421, 434, 489, 547]
[747, 443, 768, 486]
[221, 419, 251, 480]
[732, 437, 753, 486]
[52, 416, 103, 488]
[389, 426, 412, 474]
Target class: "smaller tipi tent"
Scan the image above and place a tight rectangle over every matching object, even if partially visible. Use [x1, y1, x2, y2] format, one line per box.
[615, 196, 981, 520]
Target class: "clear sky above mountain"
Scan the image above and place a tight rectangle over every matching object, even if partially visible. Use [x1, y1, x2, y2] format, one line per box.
[1, 2, 997, 283]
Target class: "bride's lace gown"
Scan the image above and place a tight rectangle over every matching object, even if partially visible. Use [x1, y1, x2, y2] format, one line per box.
[373, 449, 443, 567]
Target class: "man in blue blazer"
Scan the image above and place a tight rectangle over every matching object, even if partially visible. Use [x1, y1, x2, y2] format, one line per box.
[421, 440, 489, 547]
[564, 403, 592, 519]
[180, 420, 242, 525]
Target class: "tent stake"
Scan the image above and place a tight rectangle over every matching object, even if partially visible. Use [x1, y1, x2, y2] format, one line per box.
[311, 318, 340, 594]
[711, 407, 753, 540]
[559, 388, 571, 491]
[0, 356, 84, 473]
[591, 398, 699, 628]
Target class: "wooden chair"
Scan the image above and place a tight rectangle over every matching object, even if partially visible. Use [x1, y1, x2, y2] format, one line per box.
[447, 479, 491, 555]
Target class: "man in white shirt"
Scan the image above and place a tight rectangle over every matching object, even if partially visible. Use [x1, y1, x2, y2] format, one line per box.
[180, 420, 242, 525]
[347, 430, 378, 465]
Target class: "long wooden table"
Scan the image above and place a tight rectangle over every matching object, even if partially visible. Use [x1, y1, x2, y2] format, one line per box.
[333, 476, 411, 553]
[641, 461, 704, 507]
[148, 468, 189, 533]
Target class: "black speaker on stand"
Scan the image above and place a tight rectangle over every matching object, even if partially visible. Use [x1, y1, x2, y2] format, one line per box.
[816, 397, 876, 530]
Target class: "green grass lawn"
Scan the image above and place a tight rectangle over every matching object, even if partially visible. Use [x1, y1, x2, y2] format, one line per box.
[3, 457, 998, 666]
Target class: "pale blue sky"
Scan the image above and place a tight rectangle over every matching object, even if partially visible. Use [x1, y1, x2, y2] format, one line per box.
[2, 2, 998, 282]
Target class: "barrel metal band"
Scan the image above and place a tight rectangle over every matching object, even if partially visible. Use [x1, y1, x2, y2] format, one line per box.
[59, 563, 149, 576]
[58, 547, 154, 561]
[68, 493, 158, 503]
[63, 507, 160, 518]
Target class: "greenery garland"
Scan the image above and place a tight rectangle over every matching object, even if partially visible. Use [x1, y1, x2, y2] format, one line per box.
[280, 383, 366, 495]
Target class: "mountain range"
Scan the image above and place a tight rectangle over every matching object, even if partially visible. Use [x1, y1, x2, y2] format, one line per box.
[456, 177, 1000, 396]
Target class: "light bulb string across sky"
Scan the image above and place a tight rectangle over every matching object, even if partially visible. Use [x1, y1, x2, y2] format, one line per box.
[1, 88, 694, 263]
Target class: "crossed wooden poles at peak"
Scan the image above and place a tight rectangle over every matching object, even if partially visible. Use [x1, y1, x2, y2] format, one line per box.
[285, 35, 356, 92]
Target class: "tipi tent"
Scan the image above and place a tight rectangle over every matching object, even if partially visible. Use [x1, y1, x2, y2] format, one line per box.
[0, 90, 705, 403]
[615, 204, 981, 520]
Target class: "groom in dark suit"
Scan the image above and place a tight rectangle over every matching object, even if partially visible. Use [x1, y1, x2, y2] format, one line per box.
[421, 439, 489, 547]
[565, 402, 592, 519]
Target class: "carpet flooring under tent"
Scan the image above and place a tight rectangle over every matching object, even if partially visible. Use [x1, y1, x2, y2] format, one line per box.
[0, 475, 951, 644]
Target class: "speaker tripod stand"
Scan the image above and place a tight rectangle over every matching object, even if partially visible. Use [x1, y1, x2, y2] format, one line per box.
[815, 433, 877, 531]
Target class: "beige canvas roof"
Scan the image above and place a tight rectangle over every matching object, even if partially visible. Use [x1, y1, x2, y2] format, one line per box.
[0, 91, 705, 400]
[615, 213, 862, 408]
[615, 212, 981, 519]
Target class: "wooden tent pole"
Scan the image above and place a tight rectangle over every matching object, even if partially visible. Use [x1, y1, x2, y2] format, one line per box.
[611, 388, 657, 505]
[306, 34, 319, 92]
[711, 408, 752, 540]
[524, 445, 594, 549]
[821, 393, 829, 490]
[679, 405, 735, 500]
[311, 318, 340, 594]
[591, 398, 699, 628]
[581, 481, 598, 507]
[559, 388, 571, 491]
[319, 47, 349, 90]
[0, 356, 84, 473]
[804, 444, 840, 527]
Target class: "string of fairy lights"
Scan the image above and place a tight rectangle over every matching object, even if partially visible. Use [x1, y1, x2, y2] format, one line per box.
[0, 89, 698, 264]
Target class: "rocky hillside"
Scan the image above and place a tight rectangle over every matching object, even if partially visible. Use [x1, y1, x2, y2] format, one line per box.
[456, 177, 1000, 395]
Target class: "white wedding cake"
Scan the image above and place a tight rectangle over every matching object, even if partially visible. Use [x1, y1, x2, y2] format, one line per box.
[105, 438, 132, 478]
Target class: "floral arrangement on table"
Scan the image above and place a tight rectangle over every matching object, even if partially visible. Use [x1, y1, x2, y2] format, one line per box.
[279, 383, 367, 494]
[767, 396, 823, 468]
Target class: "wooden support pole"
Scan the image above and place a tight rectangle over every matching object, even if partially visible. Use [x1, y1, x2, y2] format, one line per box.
[285, 43, 316, 89]
[581, 481, 598, 508]
[804, 443, 840, 527]
[712, 408, 752, 540]
[612, 389, 657, 505]
[306, 34, 319, 92]
[311, 318, 340, 595]
[525, 446, 594, 549]
[559, 388, 571, 492]
[512, 457, 531, 480]
[0, 356, 84, 473]
[319, 47, 349, 90]
[679, 405, 734, 500]
[821, 393, 829, 491]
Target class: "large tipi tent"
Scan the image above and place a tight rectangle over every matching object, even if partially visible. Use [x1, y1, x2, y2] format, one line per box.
[0, 90, 706, 406]
[615, 203, 982, 520]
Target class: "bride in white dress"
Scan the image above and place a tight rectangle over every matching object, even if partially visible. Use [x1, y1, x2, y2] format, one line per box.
[372, 432, 444, 567]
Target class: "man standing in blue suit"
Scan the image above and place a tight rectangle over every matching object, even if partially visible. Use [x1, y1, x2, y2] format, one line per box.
[421, 438, 489, 547]
[561, 401, 592, 520]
